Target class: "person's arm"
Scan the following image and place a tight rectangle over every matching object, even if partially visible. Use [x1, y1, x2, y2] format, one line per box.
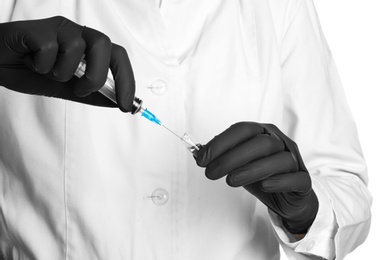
[195, 0, 372, 259]
[272, 0, 372, 258]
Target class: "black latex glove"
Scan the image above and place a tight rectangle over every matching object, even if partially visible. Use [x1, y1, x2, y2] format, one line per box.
[195, 122, 319, 234]
[0, 16, 135, 112]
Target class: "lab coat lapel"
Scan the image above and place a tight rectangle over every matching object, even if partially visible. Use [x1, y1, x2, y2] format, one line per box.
[105, 0, 179, 66]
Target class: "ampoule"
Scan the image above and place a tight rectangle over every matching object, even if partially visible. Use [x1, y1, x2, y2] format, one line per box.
[181, 133, 202, 156]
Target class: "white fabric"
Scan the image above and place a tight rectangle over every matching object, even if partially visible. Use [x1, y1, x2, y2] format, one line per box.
[0, 0, 372, 259]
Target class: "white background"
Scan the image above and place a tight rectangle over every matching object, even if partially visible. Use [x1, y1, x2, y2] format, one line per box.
[283, 0, 390, 259]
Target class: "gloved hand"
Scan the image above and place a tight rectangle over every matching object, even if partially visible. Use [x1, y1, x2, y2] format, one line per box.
[0, 16, 135, 112]
[195, 122, 319, 235]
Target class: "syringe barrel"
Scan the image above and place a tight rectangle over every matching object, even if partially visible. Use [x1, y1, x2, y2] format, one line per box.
[74, 61, 142, 115]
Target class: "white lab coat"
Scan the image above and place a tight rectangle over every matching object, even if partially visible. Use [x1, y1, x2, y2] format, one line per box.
[0, 0, 372, 259]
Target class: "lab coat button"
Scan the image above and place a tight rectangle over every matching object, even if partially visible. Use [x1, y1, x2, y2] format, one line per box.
[147, 80, 168, 96]
[150, 188, 169, 206]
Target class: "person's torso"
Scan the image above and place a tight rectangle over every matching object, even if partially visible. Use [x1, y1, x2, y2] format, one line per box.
[0, 0, 293, 259]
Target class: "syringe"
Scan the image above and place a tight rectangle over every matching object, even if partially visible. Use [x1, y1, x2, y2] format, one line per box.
[74, 61, 201, 155]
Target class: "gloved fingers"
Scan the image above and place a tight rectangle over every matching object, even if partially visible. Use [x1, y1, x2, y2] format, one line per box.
[56, 78, 117, 107]
[196, 122, 268, 167]
[204, 134, 285, 180]
[258, 171, 312, 193]
[110, 44, 135, 112]
[46, 22, 86, 82]
[226, 151, 299, 187]
[74, 26, 112, 97]
[0, 18, 61, 73]
[23, 32, 59, 74]
[262, 124, 308, 172]
[0, 16, 119, 107]
[0, 66, 71, 97]
[0, 66, 116, 107]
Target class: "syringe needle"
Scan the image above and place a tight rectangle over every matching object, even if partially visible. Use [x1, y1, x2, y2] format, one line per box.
[161, 124, 182, 140]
